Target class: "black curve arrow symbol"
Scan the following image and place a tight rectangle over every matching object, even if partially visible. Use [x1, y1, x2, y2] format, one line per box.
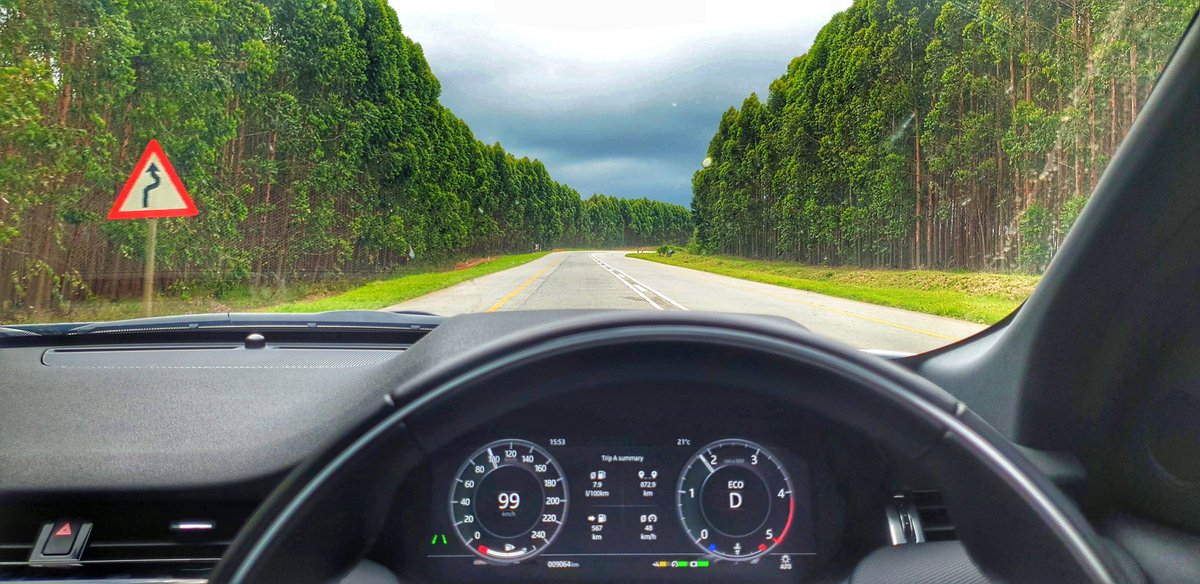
[142, 162, 161, 208]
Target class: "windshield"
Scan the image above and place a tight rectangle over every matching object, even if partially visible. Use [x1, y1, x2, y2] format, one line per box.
[1, 0, 1195, 352]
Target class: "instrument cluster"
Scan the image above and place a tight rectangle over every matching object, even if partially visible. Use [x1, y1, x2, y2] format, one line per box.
[428, 433, 818, 582]
[393, 380, 883, 583]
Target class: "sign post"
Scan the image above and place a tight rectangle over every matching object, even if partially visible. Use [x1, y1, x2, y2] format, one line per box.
[108, 140, 197, 317]
[142, 218, 158, 316]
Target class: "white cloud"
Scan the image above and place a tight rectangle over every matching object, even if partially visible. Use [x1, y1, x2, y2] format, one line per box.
[387, 0, 851, 203]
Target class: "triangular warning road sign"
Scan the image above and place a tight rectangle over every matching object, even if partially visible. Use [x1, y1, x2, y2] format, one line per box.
[108, 139, 198, 220]
[54, 522, 72, 537]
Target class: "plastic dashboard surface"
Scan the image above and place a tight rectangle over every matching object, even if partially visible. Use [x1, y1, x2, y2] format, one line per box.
[393, 384, 881, 583]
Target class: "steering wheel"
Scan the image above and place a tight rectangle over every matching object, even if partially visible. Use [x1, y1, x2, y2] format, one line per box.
[208, 312, 1133, 583]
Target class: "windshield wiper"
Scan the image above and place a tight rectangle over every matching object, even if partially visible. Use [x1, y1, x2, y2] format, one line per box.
[2, 310, 442, 337]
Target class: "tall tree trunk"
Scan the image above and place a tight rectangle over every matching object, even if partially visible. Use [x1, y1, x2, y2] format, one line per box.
[1130, 43, 1138, 120]
[119, 101, 133, 165]
[1086, 12, 1097, 185]
[1110, 78, 1118, 153]
[1024, 0, 1033, 101]
[274, 154, 295, 288]
[914, 110, 923, 267]
[1071, 0, 1078, 42]
[32, 23, 81, 308]
[926, 177, 934, 267]
[254, 131, 278, 287]
[58, 29, 78, 127]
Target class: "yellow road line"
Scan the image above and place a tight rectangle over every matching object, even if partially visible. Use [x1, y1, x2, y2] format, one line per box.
[487, 260, 559, 312]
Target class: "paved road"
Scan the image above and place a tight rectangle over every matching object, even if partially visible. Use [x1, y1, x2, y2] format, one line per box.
[388, 251, 987, 353]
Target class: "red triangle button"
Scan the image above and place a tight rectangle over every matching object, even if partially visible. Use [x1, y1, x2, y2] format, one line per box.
[53, 522, 72, 537]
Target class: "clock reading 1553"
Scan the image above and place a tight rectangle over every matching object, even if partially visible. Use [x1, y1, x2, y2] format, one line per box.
[449, 439, 568, 563]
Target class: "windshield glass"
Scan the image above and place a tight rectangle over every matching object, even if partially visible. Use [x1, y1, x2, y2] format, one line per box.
[1, 0, 1196, 352]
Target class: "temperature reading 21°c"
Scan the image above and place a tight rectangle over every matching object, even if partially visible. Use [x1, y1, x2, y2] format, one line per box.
[449, 439, 568, 563]
[676, 439, 794, 561]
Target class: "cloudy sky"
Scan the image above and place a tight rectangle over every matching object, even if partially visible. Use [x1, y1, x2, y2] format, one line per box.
[387, 0, 851, 206]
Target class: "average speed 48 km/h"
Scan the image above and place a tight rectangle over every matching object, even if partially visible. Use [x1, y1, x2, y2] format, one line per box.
[449, 439, 568, 563]
[676, 439, 794, 561]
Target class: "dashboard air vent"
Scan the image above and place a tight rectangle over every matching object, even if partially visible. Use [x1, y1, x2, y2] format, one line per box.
[886, 490, 956, 544]
[0, 501, 256, 581]
[909, 490, 956, 542]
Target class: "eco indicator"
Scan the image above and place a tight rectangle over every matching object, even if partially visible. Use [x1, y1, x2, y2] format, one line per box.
[676, 439, 794, 561]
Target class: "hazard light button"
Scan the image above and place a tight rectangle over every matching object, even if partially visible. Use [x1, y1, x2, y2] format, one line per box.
[28, 519, 92, 565]
[42, 520, 78, 555]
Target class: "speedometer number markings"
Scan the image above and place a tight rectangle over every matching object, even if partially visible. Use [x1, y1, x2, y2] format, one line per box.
[449, 439, 568, 563]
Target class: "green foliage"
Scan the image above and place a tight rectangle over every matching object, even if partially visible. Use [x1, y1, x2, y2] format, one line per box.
[1058, 195, 1089, 237]
[0, 0, 691, 313]
[691, 0, 1194, 273]
[1018, 203, 1053, 273]
[579, 195, 691, 248]
[685, 229, 710, 255]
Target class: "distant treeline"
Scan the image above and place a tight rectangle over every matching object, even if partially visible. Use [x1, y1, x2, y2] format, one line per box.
[0, 0, 690, 309]
[692, 0, 1194, 271]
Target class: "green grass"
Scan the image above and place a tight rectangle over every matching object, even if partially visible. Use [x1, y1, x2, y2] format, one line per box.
[268, 252, 547, 312]
[629, 252, 1038, 324]
[2, 283, 342, 325]
[3, 253, 547, 324]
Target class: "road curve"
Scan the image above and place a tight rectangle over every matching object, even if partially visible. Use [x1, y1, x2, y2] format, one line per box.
[387, 251, 988, 353]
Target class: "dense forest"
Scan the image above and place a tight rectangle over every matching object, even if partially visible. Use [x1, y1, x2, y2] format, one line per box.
[0, 0, 690, 310]
[692, 0, 1195, 271]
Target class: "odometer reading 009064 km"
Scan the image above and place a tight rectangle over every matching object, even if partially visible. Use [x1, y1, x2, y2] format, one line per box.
[676, 439, 794, 561]
[449, 439, 568, 563]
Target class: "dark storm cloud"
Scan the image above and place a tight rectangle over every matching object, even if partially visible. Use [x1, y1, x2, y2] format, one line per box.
[391, 2, 849, 206]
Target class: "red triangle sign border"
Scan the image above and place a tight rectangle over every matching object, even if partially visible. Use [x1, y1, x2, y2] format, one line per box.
[108, 139, 198, 220]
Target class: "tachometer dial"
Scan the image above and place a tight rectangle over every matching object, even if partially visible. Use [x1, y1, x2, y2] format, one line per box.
[449, 439, 567, 563]
[676, 439, 794, 561]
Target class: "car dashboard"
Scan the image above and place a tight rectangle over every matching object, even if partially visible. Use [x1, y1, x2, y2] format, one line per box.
[0, 312, 955, 584]
[373, 344, 951, 583]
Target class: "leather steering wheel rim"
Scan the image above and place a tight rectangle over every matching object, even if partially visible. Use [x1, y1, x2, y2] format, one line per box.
[209, 312, 1127, 584]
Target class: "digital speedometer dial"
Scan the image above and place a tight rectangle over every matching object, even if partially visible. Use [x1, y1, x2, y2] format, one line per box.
[449, 439, 568, 563]
[676, 439, 794, 561]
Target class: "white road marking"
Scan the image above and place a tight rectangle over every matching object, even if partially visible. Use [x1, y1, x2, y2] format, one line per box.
[624, 255, 965, 339]
[589, 254, 689, 311]
[590, 254, 662, 310]
[611, 262, 689, 310]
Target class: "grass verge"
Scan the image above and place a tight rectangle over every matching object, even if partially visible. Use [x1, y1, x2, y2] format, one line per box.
[3, 253, 548, 324]
[3, 283, 343, 325]
[269, 252, 547, 312]
[629, 252, 1037, 324]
